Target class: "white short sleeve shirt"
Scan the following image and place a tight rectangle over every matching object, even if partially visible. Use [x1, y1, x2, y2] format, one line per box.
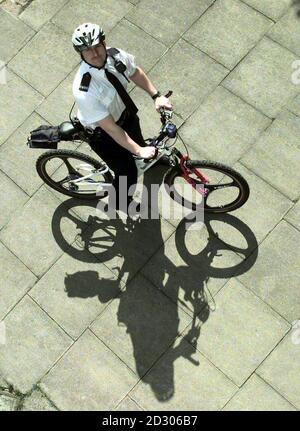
[72, 48, 137, 129]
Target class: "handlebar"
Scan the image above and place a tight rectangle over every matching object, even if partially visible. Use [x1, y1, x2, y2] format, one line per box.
[135, 90, 174, 163]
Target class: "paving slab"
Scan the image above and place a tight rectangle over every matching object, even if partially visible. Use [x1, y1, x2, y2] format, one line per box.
[182, 278, 290, 386]
[184, 0, 272, 70]
[0, 186, 79, 277]
[241, 0, 291, 21]
[0, 8, 34, 63]
[29, 250, 122, 339]
[141, 220, 244, 317]
[284, 200, 300, 231]
[0, 69, 43, 146]
[9, 22, 79, 97]
[257, 331, 300, 409]
[223, 373, 296, 411]
[0, 241, 37, 320]
[0, 170, 29, 230]
[179, 85, 271, 165]
[238, 220, 300, 323]
[107, 18, 167, 74]
[40, 329, 138, 411]
[126, 0, 214, 47]
[230, 163, 292, 243]
[21, 389, 57, 411]
[223, 37, 300, 118]
[0, 112, 54, 196]
[0, 375, 8, 389]
[115, 396, 143, 411]
[52, 0, 133, 36]
[268, 7, 300, 57]
[0, 393, 17, 411]
[36, 68, 77, 126]
[241, 110, 300, 201]
[131, 335, 237, 410]
[19, 0, 69, 31]
[0, 295, 72, 394]
[287, 93, 300, 118]
[90, 274, 192, 377]
[134, 38, 228, 121]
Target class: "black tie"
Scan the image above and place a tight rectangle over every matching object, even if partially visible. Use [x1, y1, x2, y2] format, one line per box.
[104, 69, 138, 116]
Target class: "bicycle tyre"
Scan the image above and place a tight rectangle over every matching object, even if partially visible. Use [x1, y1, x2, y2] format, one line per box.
[164, 160, 250, 213]
[36, 149, 113, 200]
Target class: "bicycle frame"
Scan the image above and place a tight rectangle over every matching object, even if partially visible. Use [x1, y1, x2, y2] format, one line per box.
[65, 111, 211, 198]
[56, 102, 212, 197]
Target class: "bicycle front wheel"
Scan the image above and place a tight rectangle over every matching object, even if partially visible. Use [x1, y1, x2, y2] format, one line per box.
[36, 149, 113, 200]
[164, 160, 249, 213]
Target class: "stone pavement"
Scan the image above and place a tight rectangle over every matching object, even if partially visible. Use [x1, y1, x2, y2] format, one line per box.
[0, 0, 299, 411]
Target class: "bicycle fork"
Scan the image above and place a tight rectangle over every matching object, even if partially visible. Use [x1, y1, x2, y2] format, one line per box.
[179, 155, 209, 198]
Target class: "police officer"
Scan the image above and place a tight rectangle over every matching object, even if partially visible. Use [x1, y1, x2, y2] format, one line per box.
[72, 23, 173, 212]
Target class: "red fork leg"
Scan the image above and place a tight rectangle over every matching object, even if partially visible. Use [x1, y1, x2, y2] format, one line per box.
[179, 156, 209, 197]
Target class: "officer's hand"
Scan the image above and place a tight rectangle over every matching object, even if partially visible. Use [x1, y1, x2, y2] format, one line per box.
[137, 146, 157, 159]
[155, 95, 173, 112]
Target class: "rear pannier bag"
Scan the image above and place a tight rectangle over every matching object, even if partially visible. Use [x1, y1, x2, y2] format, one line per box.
[27, 125, 60, 149]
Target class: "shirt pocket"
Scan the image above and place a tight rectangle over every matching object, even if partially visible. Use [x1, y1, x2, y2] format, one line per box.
[98, 84, 114, 108]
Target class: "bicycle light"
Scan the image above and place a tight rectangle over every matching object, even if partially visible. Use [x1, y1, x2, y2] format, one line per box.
[165, 123, 177, 138]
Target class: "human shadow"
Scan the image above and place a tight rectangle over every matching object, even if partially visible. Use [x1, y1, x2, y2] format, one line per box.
[51, 164, 258, 403]
[64, 270, 121, 303]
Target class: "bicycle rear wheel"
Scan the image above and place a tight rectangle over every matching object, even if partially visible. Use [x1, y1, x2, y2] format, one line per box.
[164, 160, 249, 213]
[36, 149, 113, 200]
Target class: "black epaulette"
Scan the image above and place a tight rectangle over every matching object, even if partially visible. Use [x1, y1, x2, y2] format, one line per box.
[79, 72, 92, 92]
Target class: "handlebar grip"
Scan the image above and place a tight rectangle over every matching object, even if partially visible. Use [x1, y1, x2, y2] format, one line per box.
[144, 148, 159, 163]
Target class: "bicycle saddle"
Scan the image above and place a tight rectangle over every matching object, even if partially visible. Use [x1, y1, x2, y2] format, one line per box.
[59, 121, 76, 139]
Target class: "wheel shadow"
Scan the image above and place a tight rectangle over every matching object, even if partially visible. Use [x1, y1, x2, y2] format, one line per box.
[50, 165, 258, 403]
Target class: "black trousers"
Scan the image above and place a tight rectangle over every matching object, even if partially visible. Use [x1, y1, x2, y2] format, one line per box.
[89, 110, 146, 209]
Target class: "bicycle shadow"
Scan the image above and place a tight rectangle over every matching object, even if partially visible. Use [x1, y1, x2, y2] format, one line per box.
[51, 165, 258, 404]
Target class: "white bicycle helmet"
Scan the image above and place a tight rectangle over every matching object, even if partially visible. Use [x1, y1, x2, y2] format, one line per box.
[72, 23, 105, 52]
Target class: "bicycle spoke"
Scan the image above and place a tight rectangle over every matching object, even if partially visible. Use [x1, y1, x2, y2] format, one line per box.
[87, 242, 112, 250]
[205, 181, 235, 191]
[57, 175, 73, 185]
[61, 158, 78, 176]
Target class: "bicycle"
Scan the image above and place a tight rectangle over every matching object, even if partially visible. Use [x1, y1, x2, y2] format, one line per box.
[28, 91, 249, 214]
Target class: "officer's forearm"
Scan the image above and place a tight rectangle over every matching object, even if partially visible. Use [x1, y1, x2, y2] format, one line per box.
[108, 125, 142, 156]
[130, 66, 157, 98]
